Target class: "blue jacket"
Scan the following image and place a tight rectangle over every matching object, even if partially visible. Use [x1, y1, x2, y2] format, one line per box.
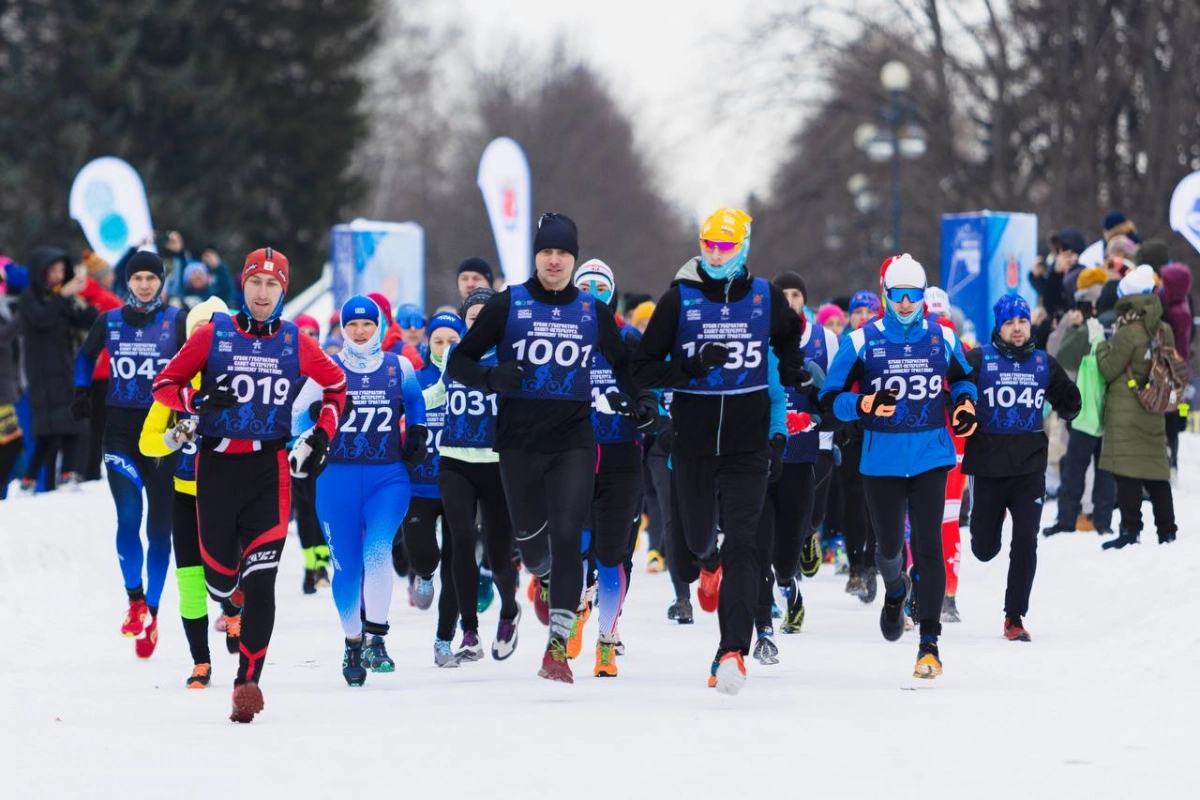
[819, 315, 975, 477]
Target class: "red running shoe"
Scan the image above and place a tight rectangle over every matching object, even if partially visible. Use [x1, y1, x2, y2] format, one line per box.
[533, 580, 550, 626]
[134, 614, 159, 659]
[697, 567, 722, 613]
[714, 651, 747, 695]
[1004, 617, 1032, 642]
[121, 599, 150, 637]
[537, 638, 573, 684]
[229, 682, 264, 723]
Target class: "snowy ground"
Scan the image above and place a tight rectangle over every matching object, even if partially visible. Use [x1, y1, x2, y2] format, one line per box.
[3, 451, 1199, 799]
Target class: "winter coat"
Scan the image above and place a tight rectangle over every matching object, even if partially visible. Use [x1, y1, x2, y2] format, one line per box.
[16, 247, 98, 437]
[1158, 263, 1193, 368]
[1095, 293, 1173, 481]
[0, 294, 22, 405]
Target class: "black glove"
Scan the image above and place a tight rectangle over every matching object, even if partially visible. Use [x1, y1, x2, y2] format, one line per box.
[486, 361, 525, 394]
[683, 342, 730, 377]
[602, 390, 635, 416]
[309, 394, 353, 424]
[633, 395, 660, 434]
[402, 424, 429, 468]
[858, 388, 898, 418]
[768, 433, 786, 483]
[289, 427, 329, 479]
[70, 387, 92, 421]
[193, 376, 237, 411]
[655, 423, 675, 455]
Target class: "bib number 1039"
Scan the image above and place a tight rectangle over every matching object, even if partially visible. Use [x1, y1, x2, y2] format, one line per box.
[869, 374, 943, 400]
[679, 340, 762, 369]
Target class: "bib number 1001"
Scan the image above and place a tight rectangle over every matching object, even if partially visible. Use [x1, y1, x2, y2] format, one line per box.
[869, 374, 943, 400]
[510, 338, 592, 368]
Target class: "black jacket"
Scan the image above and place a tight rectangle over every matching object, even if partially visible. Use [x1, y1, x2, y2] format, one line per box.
[631, 259, 804, 458]
[446, 277, 637, 454]
[17, 247, 98, 437]
[960, 346, 1081, 477]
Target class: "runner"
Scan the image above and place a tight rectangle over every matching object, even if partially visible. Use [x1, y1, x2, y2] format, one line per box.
[153, 247, 347, 722]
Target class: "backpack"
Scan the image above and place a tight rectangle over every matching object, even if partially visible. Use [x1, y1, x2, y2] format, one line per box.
[1122, 319, 1188, 413]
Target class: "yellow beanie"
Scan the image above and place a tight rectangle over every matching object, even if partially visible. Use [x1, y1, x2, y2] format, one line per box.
[630, 301, 656, 328]
[1076, 267, 1108, 290]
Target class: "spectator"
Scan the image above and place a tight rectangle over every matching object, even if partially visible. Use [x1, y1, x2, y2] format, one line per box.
[77, 250, 123, 482]
[1095, 265, 1176, 548]
[174, 261, 215, 310]
[396, 303, 429, 365]
[1159, 262, 1193, 468]
[0, 262, 23, 497]
[1042, 228, 1086, 319]
[160, 229, 190, 291]
[16, 247, 98, 491]
[456, 257, 494, 300]
[324, 311, 343, 355]
[629, 301, 656, 334]
[199, 244, 238, 306]
[1101, 212, 1139, 244]
[367, 292, 424, 369]
[1135, 239, 1170, 271]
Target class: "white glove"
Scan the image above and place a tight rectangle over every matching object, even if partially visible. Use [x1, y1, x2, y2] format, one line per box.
[289, 430, 315, 478]
[1086, 317, 1105, 344]
[163, 418, 197, 451]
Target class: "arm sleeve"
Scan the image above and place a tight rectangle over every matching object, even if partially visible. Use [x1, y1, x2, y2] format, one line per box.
[1047, 356, 1082, 421]
[400, 357, 426, 428]
[422, 378, 447, 409]
[446, 292, 511, 390]
[631, 287, 695, 389]
[819, 333, 866, 422]
[299, 333, 348, 439]
[767, 351, 787, 439]
[769, 285, 804, 386]
[74, 313, 109, 388]
[945, 332, 977, 403]
[139, 401, 176, 458]
[597, 304, 640, 397]
[152, 323, 214, 412]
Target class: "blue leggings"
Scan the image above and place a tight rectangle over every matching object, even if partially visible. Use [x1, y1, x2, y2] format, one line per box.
[317, 462, 411, 639]
[105, 447, 174, 609]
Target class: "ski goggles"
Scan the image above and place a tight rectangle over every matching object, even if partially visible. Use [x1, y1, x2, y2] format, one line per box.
[885, 286, 925, 304]
[701, 239, 741, 253]
[397, 313, 425, 330]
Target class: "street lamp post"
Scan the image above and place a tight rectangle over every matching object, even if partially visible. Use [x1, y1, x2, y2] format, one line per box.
[853, 61, 927, 253]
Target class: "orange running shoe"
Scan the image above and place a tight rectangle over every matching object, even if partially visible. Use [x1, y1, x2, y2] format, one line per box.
[187, 663, 212, 689]
[229, 682, 264, 723]
[698, 566, 722, 613]
[121, 599, 150, 637]
[134, 615, 159, 659]
[646, 550, 664, 574]
[594, 638, 618, 677]
[224, 613, 242, 654]
[566, 604, 591, 659]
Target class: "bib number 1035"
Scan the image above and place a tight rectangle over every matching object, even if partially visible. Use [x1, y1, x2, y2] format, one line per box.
[679, 340, 762, 369]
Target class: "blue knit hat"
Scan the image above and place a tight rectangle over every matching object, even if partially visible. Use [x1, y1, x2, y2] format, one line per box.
[340, 295, 383, 328]
[993, 293, 1031, 329]
[849, 290, 881, 314]
[427, 312, 465, 339]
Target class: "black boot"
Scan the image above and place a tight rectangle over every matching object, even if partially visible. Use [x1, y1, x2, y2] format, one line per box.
[1101, 529, 1140, 550]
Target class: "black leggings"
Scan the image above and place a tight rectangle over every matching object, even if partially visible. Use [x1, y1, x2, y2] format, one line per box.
[403, 495, 460, 641]
[863, 468, 948, 638]
[839, 437, 877, 569]
[173, 491, 210, 665]
[646, 442, 691, 599]
[84, 381, 108, 481]
[25, 434, 75, 489]
[499, 447, 595, 641]
[291, 472, 324, 552]
[811, 450, 835, 535]
[968, 472, 1044, 619]
[1115, 475, 1177, 541]
[439, 458, 517, 634]
[755, 461, 815, 628]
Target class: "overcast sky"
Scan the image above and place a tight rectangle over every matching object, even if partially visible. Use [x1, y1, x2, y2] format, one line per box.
[451, 0, 809, 223]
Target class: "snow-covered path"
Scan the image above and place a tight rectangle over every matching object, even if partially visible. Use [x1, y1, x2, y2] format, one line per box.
[2, 454, 1198, 799]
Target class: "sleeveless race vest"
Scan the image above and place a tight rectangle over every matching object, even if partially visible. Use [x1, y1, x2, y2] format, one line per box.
[977, 344, 1048, 435]
[105, 306, 182, 409]
[329, 353, 407, 465]
[197, 315, 301, 441]
[442, 348, 498, 449]
[672, 278, 771, 395]
[590, 349, 639, 445]
[859, 324, 945, 433]
[499, 285, 596, 402]
[783, 330, 832, 464]
[409, 363, 445, 494]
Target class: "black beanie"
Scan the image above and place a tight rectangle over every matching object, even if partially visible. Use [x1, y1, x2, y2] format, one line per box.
[124, 251, 165, 282]
[773, 271, 807, 299]
[533, 212, 579, 259]
[461, 287, 496, 318]
[457, 257, 494, 286]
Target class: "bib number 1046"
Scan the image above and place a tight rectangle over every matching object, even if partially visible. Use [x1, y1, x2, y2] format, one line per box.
[983, 385, 1045, 409]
